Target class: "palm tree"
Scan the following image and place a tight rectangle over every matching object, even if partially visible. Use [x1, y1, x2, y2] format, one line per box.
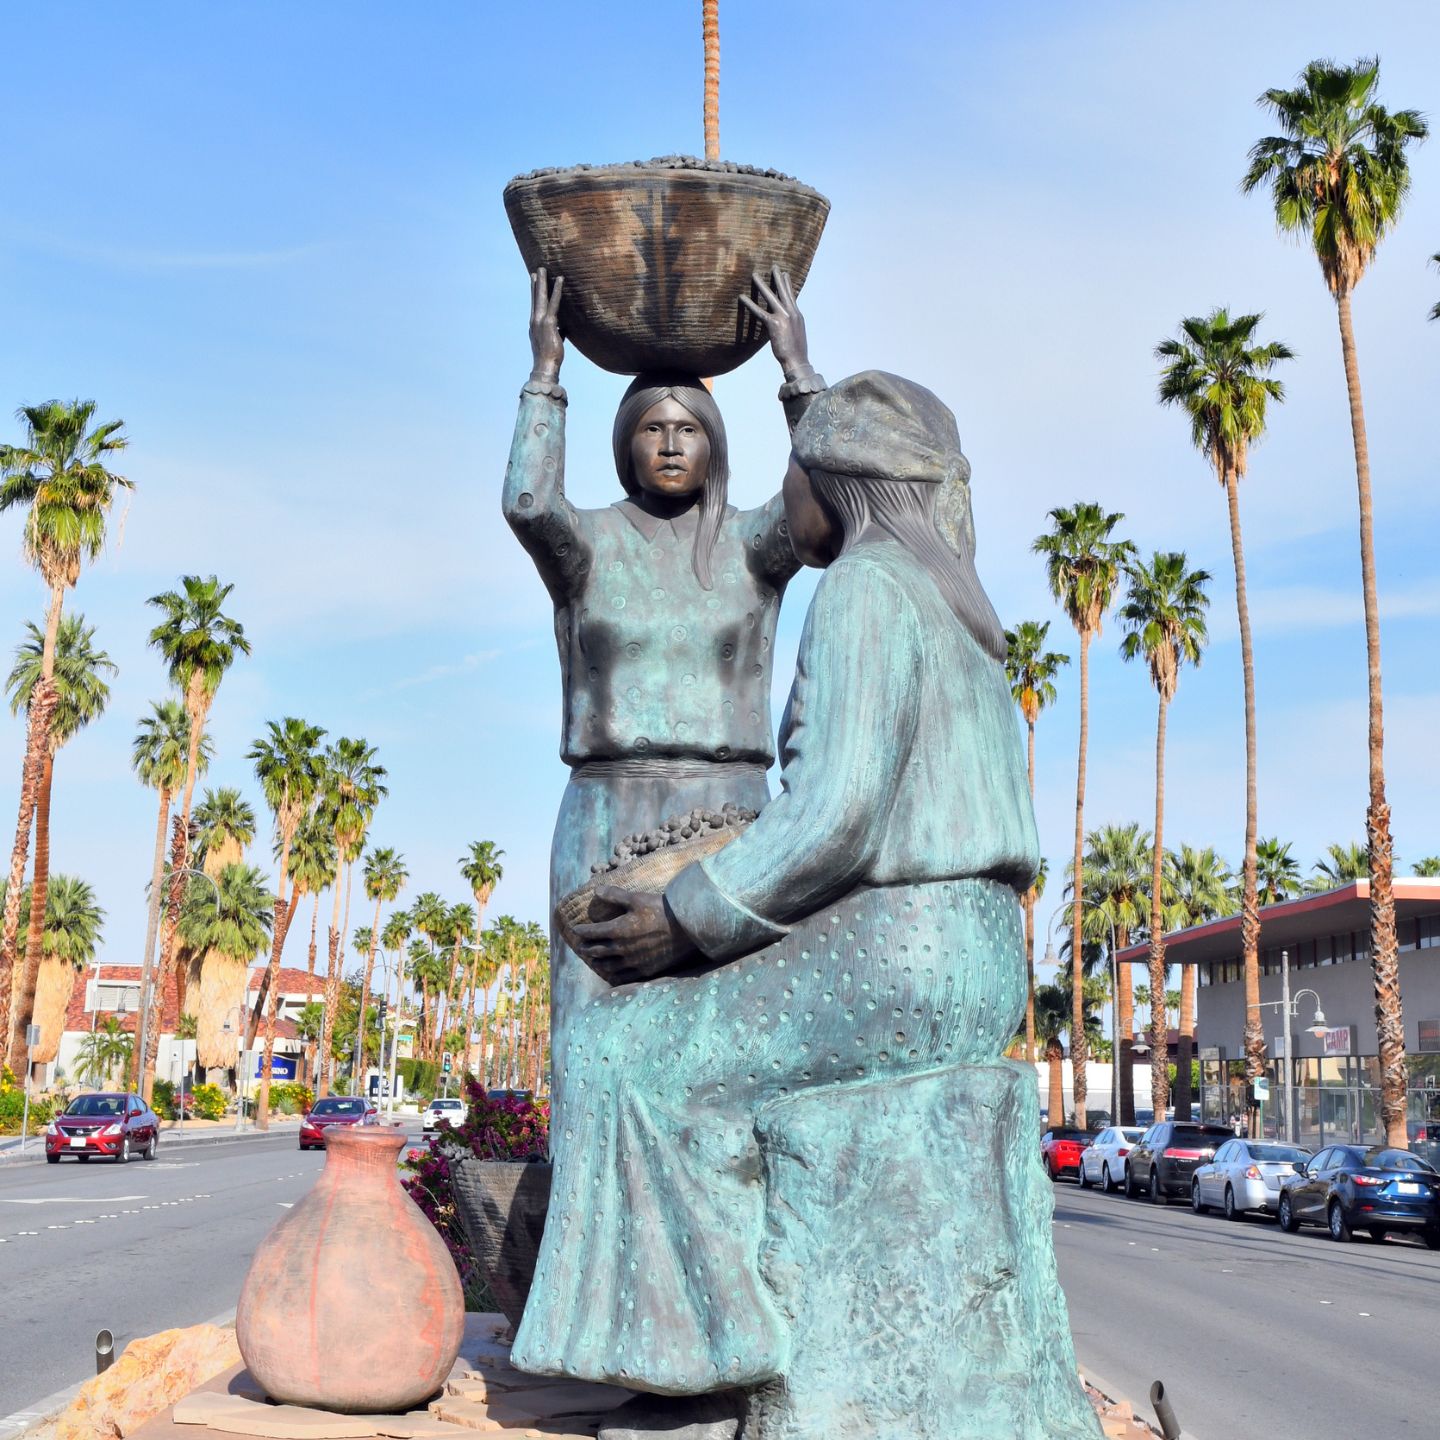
[1033, 503, 1135, 1128]
[248, 717, 326, 1126]
[295, 1001, 323, 1088]
[1118, 552, 1210, 1121]
[1033, 984, 1069, 1124]
[4, 615, 115, 1072]
[141, 575, 250, 1100]
[315, 739, 386, 1094]
[286, 812, 337, 979]
[355, 847, 407, 1085]
[9, 874, 105, 1068]
[1163, 844, 1235, 1119]
[0, 400, 128, 1071]
[1309, 841, 1369, 892]
[1157, 309, 1291, 1098]
[1413, 857, 1440, 878]
[379, 908, 413, 1079]
[130, 699, 211, 1087]
[1430, 254, 1439, 321]
[1256, 837, 1302, 905]
[177, 863, 273, 1079]
[702, 0, 720, 160]
[1244, 58, 1427, 1148]
[1080, 823, 1152, 1124]
[459, 841, 504, 1071]
[191, 788, 257, 877]
[76, 1016, 134, 1089]
[471, 930, 502, 1084]
[442, 902, 476, 1070]
[1004, 622, 1069, 1063]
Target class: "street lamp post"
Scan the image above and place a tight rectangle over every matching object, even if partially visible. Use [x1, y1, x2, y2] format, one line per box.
[135, 866, 221, 1094]
[1042, 899, 1119, 1126]
[1247, 950, 1327, 1143]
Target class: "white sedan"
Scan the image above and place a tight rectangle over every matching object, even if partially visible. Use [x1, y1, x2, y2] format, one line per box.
[1190, 1138, 1312, 1218]
[1078, 1126, 1145, 1192]
[421, 1096, 466, 1134]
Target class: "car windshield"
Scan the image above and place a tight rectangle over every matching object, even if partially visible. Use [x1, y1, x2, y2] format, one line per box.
[1118, 1128, 1143, 1141]
[312, 1098, 365, 1115]
[66, 1095, 126, 1117]
[1366, 1148, 1438, 1174]
[1248, 1144, 1309, 1163]
[431, 1100, 463, 1110]
[1172, 1127, 1231, 1147]
[1049, 1128, 1089, 1142]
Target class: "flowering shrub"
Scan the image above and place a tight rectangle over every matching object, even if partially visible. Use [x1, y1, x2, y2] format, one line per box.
[402, 1078, 549, 1308]
[0, 1066, 56, 1134]
[190, 1083, 228, 1121]
[269, 1081, 314, 1115]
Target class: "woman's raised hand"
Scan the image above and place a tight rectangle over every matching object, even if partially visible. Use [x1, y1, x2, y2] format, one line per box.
[740, 266, 811, 377]
[529, 267, 565, 381]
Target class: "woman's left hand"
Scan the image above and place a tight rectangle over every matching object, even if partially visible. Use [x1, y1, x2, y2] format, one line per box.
[571, 887, 700, 985]
[741, 267, 811, 377]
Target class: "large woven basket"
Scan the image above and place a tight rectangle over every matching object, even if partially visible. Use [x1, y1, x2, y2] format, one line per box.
[504, 157, 830, 377]
[555, 822, 750, 953]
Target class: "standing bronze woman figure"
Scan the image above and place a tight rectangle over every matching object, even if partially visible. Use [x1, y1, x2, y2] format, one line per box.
[502, 267, 824, 1091]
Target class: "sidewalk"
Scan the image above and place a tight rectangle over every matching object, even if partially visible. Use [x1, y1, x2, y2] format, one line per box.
[0, 1117, 301, 1166]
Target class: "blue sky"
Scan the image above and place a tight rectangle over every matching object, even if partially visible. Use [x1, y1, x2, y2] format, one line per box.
[3, 1, 1439, 980]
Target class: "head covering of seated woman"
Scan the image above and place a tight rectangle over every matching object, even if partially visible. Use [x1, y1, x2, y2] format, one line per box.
[791, 371, 1007, 661]
[611, 372, 730, 590]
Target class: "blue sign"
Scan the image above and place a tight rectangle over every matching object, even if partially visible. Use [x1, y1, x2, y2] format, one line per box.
[254, 1054, 297, 1081]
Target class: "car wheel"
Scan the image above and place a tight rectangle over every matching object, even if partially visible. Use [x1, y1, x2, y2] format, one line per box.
[145, 1134, 158, 1161]
[118, 1136, 131, 1164]
[1124, 1166, 1136, 1199]
[1277, 1194, 1297, 1232]
[1224, 1186, 1240, 1221]
[1102, 1163, 1114, 1193]
[1191, 1182, 1206, 1214]
[1328, 1201, 1352, 1243]
[1149, 1169, 1164, 1205]
[1422, 1227, 1440, 1251]
[1044, 1158, 1057, 1183]
[1078, 1161, 1091, 1190]
[1367, 1228, 1386, 1244]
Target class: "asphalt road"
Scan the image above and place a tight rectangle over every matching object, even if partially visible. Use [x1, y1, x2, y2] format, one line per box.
[1053, 1177, 1440, 1436]
[0, 1125, 423, 1423]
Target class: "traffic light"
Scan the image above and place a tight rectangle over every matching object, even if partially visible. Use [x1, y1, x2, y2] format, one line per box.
[376, 997, 388, 1032]
[442, 1052, 453, 1075]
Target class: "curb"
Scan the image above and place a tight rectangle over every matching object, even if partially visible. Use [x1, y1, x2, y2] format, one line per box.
[0, 1311, 237, 1440]
[1079, 1363, 1203, 1440]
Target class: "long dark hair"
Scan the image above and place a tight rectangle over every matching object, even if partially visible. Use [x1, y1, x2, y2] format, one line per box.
[611, 374, 729, 590]
[810, 469, 1007, 661]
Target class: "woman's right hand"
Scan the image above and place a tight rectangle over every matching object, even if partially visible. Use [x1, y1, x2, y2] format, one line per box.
[741, 266, 811, 378]
[529, 267, 565, 381]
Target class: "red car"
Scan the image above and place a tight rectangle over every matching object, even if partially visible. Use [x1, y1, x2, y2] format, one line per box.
[299, 1096, 379, 1150]
[1041, 1126, 1094, 1182]
[46, 1092, 159, 1163]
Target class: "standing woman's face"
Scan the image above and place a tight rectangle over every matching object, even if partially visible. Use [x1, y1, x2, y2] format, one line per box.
[782, 456, 839, 568]
[629, 397, 710, 500]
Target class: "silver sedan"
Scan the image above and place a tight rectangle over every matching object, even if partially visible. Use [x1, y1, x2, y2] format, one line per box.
[1191, 1138, 1312, 1219]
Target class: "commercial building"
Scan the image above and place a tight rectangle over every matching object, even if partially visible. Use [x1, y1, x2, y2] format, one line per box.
[1116, 879, 1440, 1146]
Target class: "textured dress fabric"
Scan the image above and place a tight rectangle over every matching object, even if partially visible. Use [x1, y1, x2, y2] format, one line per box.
[511, 540, 1041, 1392]
[502, 388, 800, 1095]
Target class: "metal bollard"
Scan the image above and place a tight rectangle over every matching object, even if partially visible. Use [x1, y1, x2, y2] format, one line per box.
[1149, 1380, 1181, 1440]
[95, 1330, 114, 1374]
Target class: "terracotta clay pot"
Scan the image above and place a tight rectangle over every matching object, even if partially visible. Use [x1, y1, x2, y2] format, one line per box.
[449, 1157, 551, 1331]
[235, 1126, 463, 1413]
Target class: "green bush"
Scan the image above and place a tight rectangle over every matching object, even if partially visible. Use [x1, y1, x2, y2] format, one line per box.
[0, 1087, 54, 1135]
[397, 1058, 439, 1098]
[151, 1078, 177, 1119]
[190, 1083, 227, 1121]
[269, 1081, 314, 1115]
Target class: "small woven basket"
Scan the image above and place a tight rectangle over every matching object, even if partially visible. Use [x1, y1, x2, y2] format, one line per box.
[555, 822, 750, 952]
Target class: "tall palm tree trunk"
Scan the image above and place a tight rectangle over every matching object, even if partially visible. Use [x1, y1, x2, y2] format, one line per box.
[0, 683, 57, 1064]
[1148, 693, 1171, 1119]
[9, 749, 56, 1078]
[355, 900, 383, 1087]
[702, 0, 720, 161]
[1023, 720, 1037, 1064]
[477, 975, 492, 1086]
[307, 894, 319, 976]
[1336, 290, 1404, 1146]
[130, 784, 172, 1089]
[255, 832, 298, 1131]
[1117, 937, 1135, 1125]
[1069, 630, 1092, 1127]
[1046, 1038, 1065, 1123]
[318, 870, 344, 1098]
[1224, 471, 1264, 1093]
[1175, 964, 1197, 1121]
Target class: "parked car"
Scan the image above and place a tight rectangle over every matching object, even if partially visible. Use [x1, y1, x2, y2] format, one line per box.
[299, 1096, 379, 1150]
[1041, 1127, 1093, 1182]
[1125, 1121, 1234, 1202]
[1078, 1127, 1144, 1191]
[1277, 1144, 1440, 1245]
[45, 1092, 159, 1164]
[422, 1096, 466, 1134]
[1190, 1139, 1311, 1218]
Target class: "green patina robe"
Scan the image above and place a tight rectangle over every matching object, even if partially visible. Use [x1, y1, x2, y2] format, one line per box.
[512, 537, 1040, 1392]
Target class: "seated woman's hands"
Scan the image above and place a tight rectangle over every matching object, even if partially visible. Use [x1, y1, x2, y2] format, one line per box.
[571, 887, 701, 986]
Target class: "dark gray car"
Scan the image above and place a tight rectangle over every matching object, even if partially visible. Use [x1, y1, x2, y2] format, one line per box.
[1125, 1121, 1235, 1202]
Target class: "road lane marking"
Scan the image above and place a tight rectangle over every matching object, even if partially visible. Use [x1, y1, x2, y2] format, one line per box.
[0, 1196, 147, 1204]
[277, 1203, 294, 1208]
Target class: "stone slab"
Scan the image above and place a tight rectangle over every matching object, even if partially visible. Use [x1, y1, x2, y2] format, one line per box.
[174, 1394, 378, 1439]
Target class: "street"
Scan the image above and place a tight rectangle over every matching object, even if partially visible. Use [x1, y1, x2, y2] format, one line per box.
[0, 1127, 421, 1422]
[1054, 1180, 1440, 1436]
